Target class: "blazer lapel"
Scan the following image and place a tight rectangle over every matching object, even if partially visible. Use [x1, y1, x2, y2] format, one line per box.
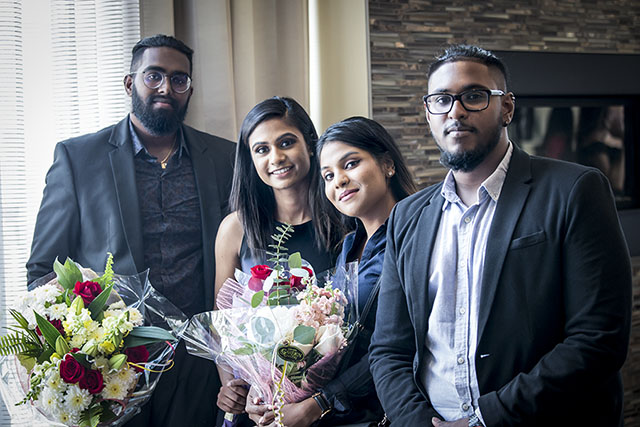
[108, 118, 145, 273]
[477, 147, 532, 341]
[412, 189, 445, 357]
[185, 127, 223, 310]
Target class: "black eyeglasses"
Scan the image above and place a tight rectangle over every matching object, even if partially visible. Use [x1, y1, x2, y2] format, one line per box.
[131, 70, 192, 94]
[423, 89, 505, 114]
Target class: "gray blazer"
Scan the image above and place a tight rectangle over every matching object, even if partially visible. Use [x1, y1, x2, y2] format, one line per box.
[369, 146, 631, 426]
[27, 116, 235, 311]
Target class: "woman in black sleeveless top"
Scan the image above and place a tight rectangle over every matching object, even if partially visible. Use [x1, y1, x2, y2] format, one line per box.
[213, 97, 347, 425]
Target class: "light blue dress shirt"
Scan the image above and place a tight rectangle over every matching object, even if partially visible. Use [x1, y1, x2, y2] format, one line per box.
[421, 143, 513, 423]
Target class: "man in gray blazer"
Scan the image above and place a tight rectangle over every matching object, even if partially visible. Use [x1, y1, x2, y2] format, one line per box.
[27, 35, 235, 426]
[369, 45, 631, 426]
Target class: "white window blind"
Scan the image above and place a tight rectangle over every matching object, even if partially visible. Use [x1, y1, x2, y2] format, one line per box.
[0, 1, 140, 425]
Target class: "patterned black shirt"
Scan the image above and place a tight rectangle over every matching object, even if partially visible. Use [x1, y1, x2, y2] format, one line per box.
[130, 120, 206, 317]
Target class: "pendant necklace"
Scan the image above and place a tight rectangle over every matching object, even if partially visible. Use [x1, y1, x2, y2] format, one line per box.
[159, 139, 177, 169]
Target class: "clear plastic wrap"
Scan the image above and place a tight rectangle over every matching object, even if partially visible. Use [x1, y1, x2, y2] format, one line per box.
[183, 262, 358, 405]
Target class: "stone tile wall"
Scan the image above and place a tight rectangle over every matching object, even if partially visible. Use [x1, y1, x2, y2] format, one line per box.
[368, 0, 640, 187]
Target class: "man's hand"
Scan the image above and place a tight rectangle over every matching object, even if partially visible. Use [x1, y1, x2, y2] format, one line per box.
[217, 378, 248, 414]
[432, 417, 469, 427]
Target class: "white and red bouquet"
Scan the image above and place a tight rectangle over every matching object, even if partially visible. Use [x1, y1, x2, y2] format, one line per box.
[182, 224, 358, 425]
[0, 254, 187, 426]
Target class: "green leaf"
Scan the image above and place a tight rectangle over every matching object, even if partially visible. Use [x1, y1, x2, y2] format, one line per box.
[123, 326, 175, 348]
[53, 257, 82, 290]
[36, 347, 54, 364]
[288, 252, 302, 269]
[232, 346, 255, 356]
[34, 311, 63, 350]
[0, 333, 29, 356]
[293, 325, 315, 345]
[95, 252, 114, 287]
[87, 284, 113, 320]
[71, 352, 92, 369]
[251, 290, 265, 308]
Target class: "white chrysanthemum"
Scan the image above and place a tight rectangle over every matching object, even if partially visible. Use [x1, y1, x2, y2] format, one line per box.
[127, 308, 144, 326]
[101, 376, 129, 400]
[69, 333, 86, 349]
[64, 384, 92, 413]
[57, 409, 78, 425]
[108, 300, 126, 311]
[38, 387, 60, 415]
[114, 366, 138, 387]
[45, 370, 65, 392]
[38, 284, 62, 303]
[46, 303, 68, 320]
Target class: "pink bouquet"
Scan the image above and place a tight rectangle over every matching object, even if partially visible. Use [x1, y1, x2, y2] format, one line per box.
[183, 224, 358, 420]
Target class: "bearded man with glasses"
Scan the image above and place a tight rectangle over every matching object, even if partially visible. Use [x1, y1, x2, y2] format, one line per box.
[27, 34, 235, 427]
[369, 44, 631, 427]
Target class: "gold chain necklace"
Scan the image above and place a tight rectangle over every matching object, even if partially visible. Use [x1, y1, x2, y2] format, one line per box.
[159, 140, 177, 169]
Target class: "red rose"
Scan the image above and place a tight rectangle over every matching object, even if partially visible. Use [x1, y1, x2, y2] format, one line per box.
[289, 266, 314, 290]
[250, 265, 272, 280]
[249, 265, 272, 292]
[59, 354, 85, 384]
[73, 281, 102, 305]
[79, 369, 104, 394]
[124, 345, 150, 372]
[36, 317, 65, 337]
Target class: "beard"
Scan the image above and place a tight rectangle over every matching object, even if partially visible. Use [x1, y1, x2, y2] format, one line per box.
[434, 119, 503, 172]
[131, 85, 190, 136]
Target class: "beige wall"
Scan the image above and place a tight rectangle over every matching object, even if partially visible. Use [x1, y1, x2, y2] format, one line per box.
[309, 0, 371, 134]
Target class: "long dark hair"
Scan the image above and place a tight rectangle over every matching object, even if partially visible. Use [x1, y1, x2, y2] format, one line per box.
[230, 96, 347, 252]
[316, 116, 417, 203]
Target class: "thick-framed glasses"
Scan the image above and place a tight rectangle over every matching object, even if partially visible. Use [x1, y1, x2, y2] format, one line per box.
[423, 89, 505, 114]
[131, 70, 192, 94]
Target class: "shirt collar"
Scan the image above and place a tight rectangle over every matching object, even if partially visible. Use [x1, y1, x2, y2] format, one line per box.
[441, 141, 514, 209]
[128, 115, 189, 158]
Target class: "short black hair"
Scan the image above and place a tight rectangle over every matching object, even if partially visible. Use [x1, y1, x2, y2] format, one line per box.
[130, 34, 194, 74]
[427, 44, 509, 89]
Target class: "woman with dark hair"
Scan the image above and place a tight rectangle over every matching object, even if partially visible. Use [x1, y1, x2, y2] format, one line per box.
[214, 97, 347, 422]
[246, 116, 416, 427]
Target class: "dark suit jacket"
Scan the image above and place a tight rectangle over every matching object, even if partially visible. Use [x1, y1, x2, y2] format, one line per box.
[369, 146, 631, 426]
[26, 117, 235, 426]
[26, 116, 235, 311]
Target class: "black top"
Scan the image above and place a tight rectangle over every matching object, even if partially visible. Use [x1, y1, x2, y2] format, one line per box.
[239, 220, 335, 275]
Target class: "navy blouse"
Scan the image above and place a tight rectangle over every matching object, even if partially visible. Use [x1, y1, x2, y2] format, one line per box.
[319, 219, 387, 425]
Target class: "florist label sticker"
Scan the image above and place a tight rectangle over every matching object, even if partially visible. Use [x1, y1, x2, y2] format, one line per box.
[277, 345, 305, 362]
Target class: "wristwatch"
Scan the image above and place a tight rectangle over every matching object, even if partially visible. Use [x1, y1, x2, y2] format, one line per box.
[312, 391, 332, 419]
[468, 413, 484, 427]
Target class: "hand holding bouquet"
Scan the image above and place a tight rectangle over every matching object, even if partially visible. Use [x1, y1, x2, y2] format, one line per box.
[0, 254, 186, 426]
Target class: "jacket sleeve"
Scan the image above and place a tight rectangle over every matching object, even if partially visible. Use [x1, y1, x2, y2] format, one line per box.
[478, 169, 632, 426]
[321, 350, 376, 413]
[26, 142, 80, 284]
[368, 206, 441, 423]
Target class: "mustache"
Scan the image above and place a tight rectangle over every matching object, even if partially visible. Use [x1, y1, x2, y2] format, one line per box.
[149, 96, 178, 108]
[445, 121, 476, 134]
